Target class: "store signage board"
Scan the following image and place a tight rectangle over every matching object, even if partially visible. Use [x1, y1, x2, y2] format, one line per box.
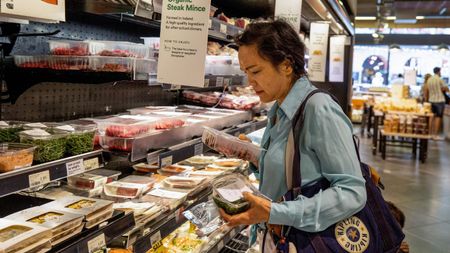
[274, 0, 302, 32]
[329, 35, 346, 82]
[308, 22, 329, 82]
[157, 0, 211, 87]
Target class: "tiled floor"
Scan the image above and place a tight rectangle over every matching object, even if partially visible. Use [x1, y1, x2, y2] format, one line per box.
[357, 131, 450, 252]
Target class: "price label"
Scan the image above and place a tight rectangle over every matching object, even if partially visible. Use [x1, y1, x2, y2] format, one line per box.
[216, 76, 224, 87]
[224, 78, 231, 86]
[84, 157, 99, 171]
[29, 170, 50, 188]
[66, 159, 85, 177]
[150, 231, 162, 246]
[194, 143, 203, 156]
[204, 78, 210, 87]
[208, 19, 212, 29]
[87, 233, 106, 253]
[220, 23, 227, 34]
[217, 240, 224, 250]
[147, 154, 159, 166]
[160, 156, 173, 168]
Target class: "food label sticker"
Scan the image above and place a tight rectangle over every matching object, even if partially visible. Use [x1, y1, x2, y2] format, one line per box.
[216, 181, 253, 202]
[223, 78, 231, 86]
[204, 78, 210, 87]
[29, 170, 50, 188]
[220, 23, 227, 34]
[150, 230, 162, 245]
[160, 156, 173, 168]
[194, 143, 203, 156]
[218, 240, 224, 250]
[87, 233, 106, 253]
[66, 159, 85, 177]
[216, 76, 224, 87]
[208, 19, 212, 29]
[83, 157, 100, 171]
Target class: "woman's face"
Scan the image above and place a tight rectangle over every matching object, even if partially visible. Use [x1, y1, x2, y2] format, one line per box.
[238, 44, 294, 104]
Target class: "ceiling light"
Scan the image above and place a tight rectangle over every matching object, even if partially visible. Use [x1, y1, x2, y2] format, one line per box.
[437, 43, 449, 52]
[355, 16, 377, 21]
[386, 16, 396, 20]
[389, 44, 401, 52]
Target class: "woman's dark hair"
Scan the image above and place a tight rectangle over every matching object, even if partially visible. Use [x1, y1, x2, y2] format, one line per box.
[234, 19, 306, 79]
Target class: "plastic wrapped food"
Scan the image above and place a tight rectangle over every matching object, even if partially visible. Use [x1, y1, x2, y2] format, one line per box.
[202, 127, 262, 166]
[212, 174, 259, 215]
[64, 124, 96, 155]
[49, 56, 90, 71]
[93, 115, 160, 138]
[67, 174, 108, 190]
[13, 55, 50, 69]
[183, 200, 219, 229]
[160, 164, 194, 174]
[0, 218, 52, 253]
[104, 175, 156, 199]
[178, 155, 218, 168]
[163, 176, 206, 189]
[19, 129, 67, 163]
[0, 143, 36, 173]
[87, 169, 121, 183]
[64, 185, 104, 198]
[0, 121, 27, 143]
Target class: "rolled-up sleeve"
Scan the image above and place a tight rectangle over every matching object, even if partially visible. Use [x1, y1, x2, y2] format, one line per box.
[268, 95, 367, 232]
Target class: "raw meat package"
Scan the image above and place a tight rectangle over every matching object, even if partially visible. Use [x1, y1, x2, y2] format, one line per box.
[14, 55, 50, 69]
[202, 127, 262, 165]
[5, 206, 83, 245]
[0, 218, 52, 253]
[160, 164, 194, 175]
[104, 175, 156, 199]
[0, 143, 36, 173]
[163, 176, 207, 189]
[67, 174, 108, 190]
[88, 41, 150, 58]
[178, 155, 218, 168]
[41, 196, 113, 229]
[48, 40, 89, 56]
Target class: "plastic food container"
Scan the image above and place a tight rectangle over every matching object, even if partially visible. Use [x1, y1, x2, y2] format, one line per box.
[89, 56, 133, 72]
[141, 37, 160, 50]
[93, 115, 158, 138]
[13, 55, 50, 69]
[64, 124, 97, 156]
[99, 135, 134, 152]
[19, 129, 68, 163]
[49, 56, 90, 71]
[64, 185, 104, 198]
[87, 169, 121, 183]
[212, 174, 257, 215]
[0, 121, 27, 143]
[104, 175, 156, 199]
[135, 58, 157, 75]
[67, 174, 108, 190]
[163, 176, 206, 189]
[89, 41, 150, 58]
[0, 219, 52, 253]
[48, 40, 90, 56]
[0, 143, 36, 173]
[127, 106, 177, 115]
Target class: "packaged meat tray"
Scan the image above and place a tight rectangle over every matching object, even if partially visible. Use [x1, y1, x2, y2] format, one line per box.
[64, 185, 104, 198]
[93, 116, 160, 138]
[88, 41, 150, 58]
[0, 121, 27, 143]
[48, 40, 90, 56]
[49, 56, 90, 71]
[5, 206, 84, 245]
[160, 164, 194, 175]
[202, 127, 262, 166]
[13, 55, 50, 69]
[67, 174, 108, 190]
[104, 175, 156, 199]
[19, 129, 68, 163]
[41, 196, 113, 229]
[0, 143, 36, 173]
[163, 176, 207, 189]
[0, 218, 52, 253]
[89, 56, 133, 72]
[87, 169, 121, 183]
[99, 135, 134, 152]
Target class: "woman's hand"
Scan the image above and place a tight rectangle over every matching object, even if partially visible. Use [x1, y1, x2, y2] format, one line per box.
[219, 192, 272, 227]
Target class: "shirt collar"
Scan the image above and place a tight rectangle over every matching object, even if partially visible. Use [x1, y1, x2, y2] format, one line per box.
[279, 76, 314, 121]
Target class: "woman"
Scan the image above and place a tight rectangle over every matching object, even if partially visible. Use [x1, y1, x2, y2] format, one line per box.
[219, 20, 367, 251]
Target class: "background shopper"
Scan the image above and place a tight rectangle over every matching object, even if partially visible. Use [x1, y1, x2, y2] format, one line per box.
[424, 67, 449, 139]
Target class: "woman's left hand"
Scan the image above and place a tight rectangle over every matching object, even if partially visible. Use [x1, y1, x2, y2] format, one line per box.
[219, 192, 272, 227]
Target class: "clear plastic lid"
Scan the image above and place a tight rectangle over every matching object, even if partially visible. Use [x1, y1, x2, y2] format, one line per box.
[89, 56, 133, 72]
[48, 40, 90, 56]
[49, 56, 90, 71]
[19, 129, 68, 140]
[88, 41, 150, 58]
[13, 55, 50, 69]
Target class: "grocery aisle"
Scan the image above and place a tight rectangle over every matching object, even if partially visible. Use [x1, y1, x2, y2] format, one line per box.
[356, 131, 450, 253]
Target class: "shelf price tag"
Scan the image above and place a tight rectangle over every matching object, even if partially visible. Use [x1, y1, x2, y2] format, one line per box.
[220, 23, 227, 34]
[194, 143, 203, 156]
[160, 156, 173, 168]
[87, 233, 106, 253]
[216, 76, 224, 87]
[66, 159, 85, 177]
[84, 157, 100, 171]
[29, 170, 50, 188]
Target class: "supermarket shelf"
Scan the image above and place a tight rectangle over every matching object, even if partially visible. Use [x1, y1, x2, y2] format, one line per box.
[0, 150, 104, 197]
[206, 226, 246, 253]
[146, 119, 268, 167]
[51, 210, 135, 253]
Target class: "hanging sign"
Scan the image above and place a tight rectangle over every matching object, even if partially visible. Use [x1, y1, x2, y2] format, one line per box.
[157, 0, 211, 87]
[274, 0, 302, 32]
[308, 22, 329, 82]
[329, 35, 346, 82]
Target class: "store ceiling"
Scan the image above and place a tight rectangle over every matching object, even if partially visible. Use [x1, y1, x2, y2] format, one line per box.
[356, 0, 450, 28]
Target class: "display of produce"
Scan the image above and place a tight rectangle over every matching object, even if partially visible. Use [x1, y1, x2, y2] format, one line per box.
[60, 124, 97, 156]
[19, 129, 67, 163]
[0, 218, 52, 253]
[41, 196, 114, 229]
[48, 40, 90, 56]
[0, 121, 26, 143]
[5, 206, 84, 245]
[0, 143, 36, 173]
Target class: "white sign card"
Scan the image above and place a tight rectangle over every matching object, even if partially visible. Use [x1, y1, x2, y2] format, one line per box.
[404, 68, 417, 86]
[329, 35, 346, 82]
[274, 0, 303, 32]
[308, 22, 330, 82]
[157, 0, 211, 87]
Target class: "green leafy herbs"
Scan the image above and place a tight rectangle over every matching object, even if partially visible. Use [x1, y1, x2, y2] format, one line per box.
[22, 136, 66, 163]
[0, 127, 24, 143]
[65, 131, 95, 156]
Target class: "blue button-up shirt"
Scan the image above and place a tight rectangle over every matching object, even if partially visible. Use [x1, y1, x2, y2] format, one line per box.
[257, 77, 366, 232]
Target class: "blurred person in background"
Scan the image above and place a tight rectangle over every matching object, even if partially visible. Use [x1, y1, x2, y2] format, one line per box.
[424, 67, 449, 140]
[419, 73, 432, 103]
